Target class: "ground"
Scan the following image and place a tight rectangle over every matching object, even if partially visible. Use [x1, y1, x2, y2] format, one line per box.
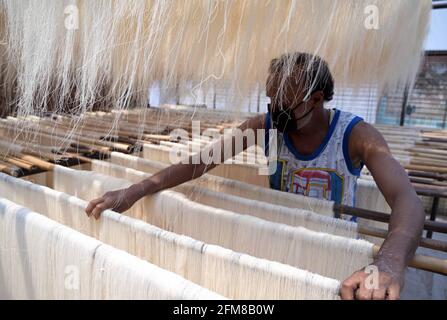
[401, 217, 447, 300]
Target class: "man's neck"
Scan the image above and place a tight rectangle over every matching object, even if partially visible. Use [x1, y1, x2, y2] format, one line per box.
[285, 107, 331, 156]
[295, 107, 330, 137]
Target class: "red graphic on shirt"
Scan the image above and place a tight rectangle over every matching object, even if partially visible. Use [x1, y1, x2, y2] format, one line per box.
[292, 170, 332, 200]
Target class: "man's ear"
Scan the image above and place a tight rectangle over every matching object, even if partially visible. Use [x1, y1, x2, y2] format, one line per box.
[311, 91, 324, 104]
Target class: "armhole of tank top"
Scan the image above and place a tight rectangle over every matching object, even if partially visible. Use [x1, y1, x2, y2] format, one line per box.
[264, 112, 271, 157]
[342, 116, 364, 176]
[329, 108, 335, 124]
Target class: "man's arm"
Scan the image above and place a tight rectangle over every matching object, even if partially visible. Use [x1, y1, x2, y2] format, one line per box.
[85, 115, 265, 219]
[340, 122, 425, 300]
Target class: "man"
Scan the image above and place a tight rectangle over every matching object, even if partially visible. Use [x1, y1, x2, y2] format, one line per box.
[86, 52, 425, 300]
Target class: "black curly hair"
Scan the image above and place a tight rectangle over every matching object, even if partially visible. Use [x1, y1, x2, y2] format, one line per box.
[269, 52, 334, 102]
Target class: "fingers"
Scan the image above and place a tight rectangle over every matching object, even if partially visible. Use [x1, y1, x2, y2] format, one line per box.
[85, 190, 128, 220]
[341, 271, 384, 300]
[340, 272, 362, 300]
[386, 283, 400, 300]
[372, 287, 387, 300]
[85, 198, 104, 217]
[91, 199, 113, 220]
[356, 279, 374, 300]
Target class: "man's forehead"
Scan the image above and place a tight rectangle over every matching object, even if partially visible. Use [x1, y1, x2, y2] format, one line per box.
[271, 67, 307, 82]
[269, 74, 306, 91]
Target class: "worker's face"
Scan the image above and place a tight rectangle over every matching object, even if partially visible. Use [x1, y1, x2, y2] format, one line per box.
[266, 69, 318, 132]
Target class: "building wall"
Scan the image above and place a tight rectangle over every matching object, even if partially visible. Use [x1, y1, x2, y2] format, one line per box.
[377, 52, 447, 129]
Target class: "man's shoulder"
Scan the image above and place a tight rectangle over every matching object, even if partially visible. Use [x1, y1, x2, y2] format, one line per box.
[336, 109, 363, 122]
[349, 120, 386, 146]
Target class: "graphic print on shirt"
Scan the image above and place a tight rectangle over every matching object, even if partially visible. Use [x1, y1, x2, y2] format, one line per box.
[264, 109, 364, 207]
[288, 168, 345, 204]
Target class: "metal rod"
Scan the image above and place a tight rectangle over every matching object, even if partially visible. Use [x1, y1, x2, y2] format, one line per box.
[399, 85, 410, 126]
[333, 203, 447, 234]
[433, 1, 447, 10]
[427, 197, 440, 239]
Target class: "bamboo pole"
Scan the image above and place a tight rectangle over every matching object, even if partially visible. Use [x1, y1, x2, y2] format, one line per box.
[359, 225, 447, 252]
[63, 152, 95, 163]
[0, 161, 20, 177]
[412, 183, 447, 198]
[5, 157, 36, 171]
[334, 204, 447, 234]
[18, 155, 55, 171]
[408, 170, 447, 181]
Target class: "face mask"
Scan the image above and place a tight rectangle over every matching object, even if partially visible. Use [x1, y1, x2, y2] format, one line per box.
[268, 98, 314, 133]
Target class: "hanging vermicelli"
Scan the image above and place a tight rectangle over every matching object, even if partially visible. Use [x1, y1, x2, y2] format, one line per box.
[51, 166, 374, 281]
[0, 1, 431, 132]
[357, 178, 391, 214]
[0, 198, 224, 300]
[0, 173, 341, 300]
[141, 189, 374, 280]
[355, 178, 391, 244]
[0, 0, 435, 301]
[91, 158, 357, 238]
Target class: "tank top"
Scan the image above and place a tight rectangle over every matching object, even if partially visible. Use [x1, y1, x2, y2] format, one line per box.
[264, 108, 364, 208]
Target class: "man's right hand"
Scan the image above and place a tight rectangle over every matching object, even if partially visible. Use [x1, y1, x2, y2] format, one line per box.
[85, 187, 138, 219]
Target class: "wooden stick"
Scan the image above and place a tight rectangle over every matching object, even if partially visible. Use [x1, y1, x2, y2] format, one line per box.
[333, 204, 447, 234]
[412, 182, 447, 193]
[409, 176, 447, 187]
[143, 134, 173, 141]
[411, 179, 447, 189]
[359, 225, 447, 252]
[5, 157, 36, 171]
[0, 162, 20, 177]
[408, 170, 447, 181]
[70, 142, 110, 154]
[405, 164, 447, 174]
[417, 188, 447, 199]
[18, 155, 55, 171]
[14, 157, 35, 167]
[63, 152, 94, 164]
